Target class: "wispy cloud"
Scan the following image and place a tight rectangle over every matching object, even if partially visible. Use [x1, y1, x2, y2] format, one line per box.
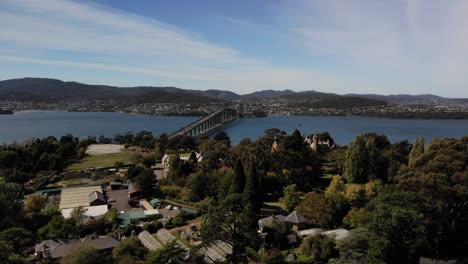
[285, 0, 468, 96]
[0, 0, 375, 94]
[0, 0, 254, 65]
[1, 0, 467, 96]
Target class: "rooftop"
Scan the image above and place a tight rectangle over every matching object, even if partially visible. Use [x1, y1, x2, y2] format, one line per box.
[35, 236, 119, 259]
[89, 191, 106, 203]
[61, 204, 108, 219]
[138, 231, 162, 251]
[284, 211, 308, 224]
[59, 185, 103, 209]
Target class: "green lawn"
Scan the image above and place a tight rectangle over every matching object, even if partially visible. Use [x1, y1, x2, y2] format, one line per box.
[66, 149, 133, 171]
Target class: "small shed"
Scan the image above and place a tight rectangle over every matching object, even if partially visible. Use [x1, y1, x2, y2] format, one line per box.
[284, 211, 308, 231]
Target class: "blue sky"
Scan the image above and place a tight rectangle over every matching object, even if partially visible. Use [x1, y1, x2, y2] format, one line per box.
[1, 0, 467, 97]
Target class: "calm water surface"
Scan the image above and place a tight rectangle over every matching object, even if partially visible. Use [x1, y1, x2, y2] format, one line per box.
[1, 111, 467, 145]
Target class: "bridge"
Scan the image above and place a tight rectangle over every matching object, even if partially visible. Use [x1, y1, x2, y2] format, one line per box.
[169, 108, 237, 138]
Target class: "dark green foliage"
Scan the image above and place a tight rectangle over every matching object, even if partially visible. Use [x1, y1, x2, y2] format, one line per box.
[0, 151, 17, 169]
[167, 135, 197, 150]
[333, 228, 371, 264]
[230, 160, 246, 194]
[37, 215, 78, 239]
[127, 165, 144, 180]
[167, 154, 194, 185]
[136, 168, 159, 197]
[397, 137, 468, 259]
[60, 244, 105, 264]
[0, 240, 27, 264]
[214, 131, 231, 146]
[365, 191, 426, 263]
[112, 236, 148, 261]
[0, 183, 24, 230]
[261, 219, 290, 249]
[143, 220, 163, 234]
[141, 154, 156, 168]
[201, 194, 258, 263]
[260, 248, 287, 263]
[0, 134, 83, 184]
[344, 133, 391, 183]
[188, 151, 197, 163]
[300, 234, 338, 261]
[317, 131, 335, 145]
[243, 164, 261, 211]
[188, 173, 219, 202]
[144, 240, 187, 264]
[0, 227, 35, 253]
[408, 137, 424, 166]
[133, 131, 156, 149]
[285, 129, 306, 152]
[384, 140, 411, 181]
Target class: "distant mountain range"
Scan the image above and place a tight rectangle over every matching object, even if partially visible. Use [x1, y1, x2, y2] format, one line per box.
[0, 77, 466, 105]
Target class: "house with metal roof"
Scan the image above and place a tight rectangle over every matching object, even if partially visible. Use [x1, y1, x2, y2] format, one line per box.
[59, 185, 109, 219]
[35, 236, 119, 259]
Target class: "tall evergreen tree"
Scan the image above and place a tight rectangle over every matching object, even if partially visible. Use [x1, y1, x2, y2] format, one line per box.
[243, 164, 260, 211]
[188, 151, 198, 163]
[230, 160, 246, 194]
[344, 135, 369, 183]
[408, 137, 424, 167]
[201, 194, 257, 264]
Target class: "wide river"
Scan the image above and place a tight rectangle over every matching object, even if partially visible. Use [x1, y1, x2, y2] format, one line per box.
[1, 111, 468, 145]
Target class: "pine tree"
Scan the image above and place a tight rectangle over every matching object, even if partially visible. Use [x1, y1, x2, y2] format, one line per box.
[243, 164, 260, 211]
[230, 160, 246, 194]
[408, 137, 424, 166]
[188, 151, 198, 163]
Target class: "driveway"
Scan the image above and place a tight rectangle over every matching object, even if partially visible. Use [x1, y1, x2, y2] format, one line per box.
[107, 188, 132, 212]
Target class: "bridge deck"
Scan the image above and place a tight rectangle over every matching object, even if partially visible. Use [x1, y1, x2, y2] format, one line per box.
[170, 108, 237, 138]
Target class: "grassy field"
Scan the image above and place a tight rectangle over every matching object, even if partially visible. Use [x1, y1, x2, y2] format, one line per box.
[66, 149, 133, 171]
